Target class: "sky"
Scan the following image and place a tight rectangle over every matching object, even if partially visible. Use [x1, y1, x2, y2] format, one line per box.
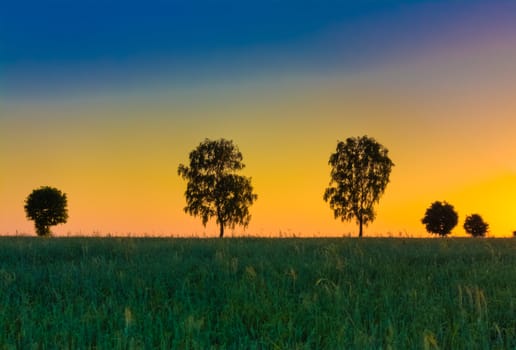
[2, 0, 516, 237]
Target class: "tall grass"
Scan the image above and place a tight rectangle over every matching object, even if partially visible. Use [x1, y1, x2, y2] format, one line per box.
[0, 237, 514, 348]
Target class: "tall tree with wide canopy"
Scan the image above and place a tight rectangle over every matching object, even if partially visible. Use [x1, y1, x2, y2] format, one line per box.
[24, 186, 68, 236]
[178, 138, 257, 237]
[323, 136, 394, 237]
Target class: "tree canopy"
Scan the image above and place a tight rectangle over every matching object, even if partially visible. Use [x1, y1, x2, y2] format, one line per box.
[178, 138, 257, 237]
[323, 135, 394, 237]
[421, 201, 458, 236]
[463, 214, 489, 237]
[24, 186, 68, 236]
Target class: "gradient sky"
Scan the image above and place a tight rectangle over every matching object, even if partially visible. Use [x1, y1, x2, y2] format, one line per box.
[2, 0, 516, 237]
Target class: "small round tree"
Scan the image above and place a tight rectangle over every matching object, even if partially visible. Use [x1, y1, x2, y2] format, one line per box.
[24, 186, 68, 236]
[421, 201, 458, 237]
[463, 214, 489, 237]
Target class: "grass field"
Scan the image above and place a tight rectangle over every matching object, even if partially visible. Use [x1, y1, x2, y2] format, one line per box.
[0, 237, 515, 349]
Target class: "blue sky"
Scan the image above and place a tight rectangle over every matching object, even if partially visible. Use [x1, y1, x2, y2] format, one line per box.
[2, 1, 405, 62]
[5, 0, 516, 100]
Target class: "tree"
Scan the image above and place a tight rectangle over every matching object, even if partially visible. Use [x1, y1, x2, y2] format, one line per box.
[421, 201, 458, 236]
[463, 214, 489, 237]
[178, 138, 257, 238]
[323, 135, 394, 237]
[24, 186, 68, 236]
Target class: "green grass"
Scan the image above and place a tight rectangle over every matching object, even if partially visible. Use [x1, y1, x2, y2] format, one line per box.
[0, 237, 515, 349]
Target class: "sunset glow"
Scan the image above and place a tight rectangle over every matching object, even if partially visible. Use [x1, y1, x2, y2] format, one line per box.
[2, 1, 516, 237]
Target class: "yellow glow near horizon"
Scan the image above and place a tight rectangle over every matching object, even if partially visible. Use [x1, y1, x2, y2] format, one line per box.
[2, 39, 516, 237]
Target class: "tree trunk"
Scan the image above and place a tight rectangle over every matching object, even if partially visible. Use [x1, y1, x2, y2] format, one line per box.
[358, 216, 363, 238]
[36, 222, 50, 236]
[219, 222, 224, 238]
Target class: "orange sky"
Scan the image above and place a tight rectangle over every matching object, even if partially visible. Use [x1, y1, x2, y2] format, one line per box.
[2, 2, 516, 237]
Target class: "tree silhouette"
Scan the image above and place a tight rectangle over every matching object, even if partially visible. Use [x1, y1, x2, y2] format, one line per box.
[463, 214, 488, 237]
[24, 186, 68, 236]
[178, 138, 257, 238]
[323, 136, 394, 237]
[421, 201, 458, 236]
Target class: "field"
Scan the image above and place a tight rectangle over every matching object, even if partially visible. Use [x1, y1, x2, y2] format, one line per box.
[0, 237, 515, 349]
